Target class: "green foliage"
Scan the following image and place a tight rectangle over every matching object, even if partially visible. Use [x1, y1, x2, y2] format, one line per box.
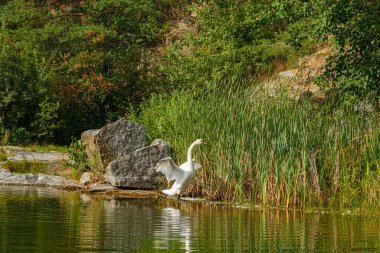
[32, 99, 61, 143]
[161, 0, 316, 88]
[24, 144, 67, 153]
[0, 52, 44, 144]
[314, 0, 380, 102]
[133, 87, 380, 207]
[0, 0, 175, 144]
[0, 133, 7, 161]
[0, 151, 6, 162]
[2, 160, 46, 174]
[1, 0, 378, 146]
[160, 0, 379, 102]
[67, 139, 88, 175]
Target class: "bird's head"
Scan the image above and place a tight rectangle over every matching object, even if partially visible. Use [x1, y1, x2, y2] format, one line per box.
[194, 139, 206, 145]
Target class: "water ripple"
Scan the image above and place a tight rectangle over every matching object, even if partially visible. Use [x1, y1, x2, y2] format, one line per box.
[0, 186, 379, 252]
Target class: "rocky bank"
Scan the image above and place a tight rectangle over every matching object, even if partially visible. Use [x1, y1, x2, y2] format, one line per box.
[0, 118, 172, 194]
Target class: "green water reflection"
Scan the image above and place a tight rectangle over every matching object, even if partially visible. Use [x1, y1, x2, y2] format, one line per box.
[0, 186, 379, 252]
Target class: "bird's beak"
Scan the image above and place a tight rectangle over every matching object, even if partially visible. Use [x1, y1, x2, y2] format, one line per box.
[202, 141, 207, 144]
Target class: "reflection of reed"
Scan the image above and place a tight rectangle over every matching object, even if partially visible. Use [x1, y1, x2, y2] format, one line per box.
[79, 194, 104, 250]
[258, 209, 323, 252]
[307, 212, 320, 251]
[2, 186, 380, 252]
[332, 215, 338, 252]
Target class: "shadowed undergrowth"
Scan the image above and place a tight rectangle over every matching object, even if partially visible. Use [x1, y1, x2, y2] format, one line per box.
[131, 87, 380, 209]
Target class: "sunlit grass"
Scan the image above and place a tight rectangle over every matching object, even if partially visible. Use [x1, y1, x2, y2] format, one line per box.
[2, 160, 46, 174]
[0, 147, 7, 161]
[131, 86, 380, 208]
[23, 145, 68, 153]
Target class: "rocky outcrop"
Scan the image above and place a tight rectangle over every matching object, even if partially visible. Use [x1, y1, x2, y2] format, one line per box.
[81, 118, 147, 169]
[104, 140, 172, 189]
[6, 151, 69, 163]
[0, 125, 173, 191]
[80, 172, 93, 185]
[0, 168, 82, 189]
[262, 46, 333, 101]
[80, 117, 172, 190]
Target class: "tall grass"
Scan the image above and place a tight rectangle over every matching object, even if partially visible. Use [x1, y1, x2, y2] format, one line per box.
[131, 87, 380, 208]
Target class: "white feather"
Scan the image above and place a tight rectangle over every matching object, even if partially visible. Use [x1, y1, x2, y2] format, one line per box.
[155, 157, 184, 182]
[155, 139, 205, 198]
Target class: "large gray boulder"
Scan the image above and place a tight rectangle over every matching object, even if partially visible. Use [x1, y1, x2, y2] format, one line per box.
[104, 140, 172, 189]
[81, 118, 147, 170]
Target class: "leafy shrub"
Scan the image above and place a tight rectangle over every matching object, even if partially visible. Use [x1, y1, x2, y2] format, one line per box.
[0, 0, 173, 145]
[67, 139, 89, 175]
[0, 132, 8, 161]
[0, 152, 6, 162]
[313, 0, 380, 102]
[160, 0, 316, 89]
[0, 52, 45, 144]
[32, 99, 61, 143]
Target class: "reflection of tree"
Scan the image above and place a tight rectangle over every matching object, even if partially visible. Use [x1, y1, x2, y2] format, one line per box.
[79, 197, 159, 251]
[0, 186, 83, 252]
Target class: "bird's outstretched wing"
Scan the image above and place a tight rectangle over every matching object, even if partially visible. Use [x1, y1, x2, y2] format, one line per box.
[155, 157, 184, 182]
[179, 160, 203, 171]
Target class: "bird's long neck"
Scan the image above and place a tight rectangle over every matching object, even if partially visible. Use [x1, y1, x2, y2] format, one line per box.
[187, 142, 197, 163]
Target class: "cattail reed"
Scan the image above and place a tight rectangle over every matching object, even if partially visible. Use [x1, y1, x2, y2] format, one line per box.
[132, 86, 380, 208]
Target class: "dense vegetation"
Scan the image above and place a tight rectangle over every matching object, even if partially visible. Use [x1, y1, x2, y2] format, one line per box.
[0, 0, 183, 144]
[1, 0, 379, 207]
[132, 88, 380, 208]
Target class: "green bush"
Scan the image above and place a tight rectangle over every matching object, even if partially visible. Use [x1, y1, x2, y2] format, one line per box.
[160, 0, 379, 102]
[0, 0, 177, 145]
[314, 0, 380, 103]
[0, 52, 45, 144]
[66, 139, 89, 176]
[160, 0, 316, 89]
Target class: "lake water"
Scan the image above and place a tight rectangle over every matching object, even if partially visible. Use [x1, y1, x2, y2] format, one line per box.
[0, 186, 379, 252]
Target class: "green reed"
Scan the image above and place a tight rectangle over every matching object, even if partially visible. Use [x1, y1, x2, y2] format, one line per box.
[132, 87, 380, 208]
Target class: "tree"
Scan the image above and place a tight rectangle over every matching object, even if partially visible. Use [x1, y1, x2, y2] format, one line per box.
[314, 0, 380, 102]
[0, 0, 167, 144]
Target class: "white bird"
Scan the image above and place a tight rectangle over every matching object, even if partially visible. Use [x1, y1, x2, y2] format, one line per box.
[155, 139, 206, 200]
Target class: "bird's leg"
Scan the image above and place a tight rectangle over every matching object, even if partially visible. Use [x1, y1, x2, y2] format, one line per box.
[177, 194, 181, 200]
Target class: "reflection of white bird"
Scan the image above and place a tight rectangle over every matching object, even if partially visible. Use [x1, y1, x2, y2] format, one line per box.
[155, 139, 206, 200]
[155, 208, 192, 252]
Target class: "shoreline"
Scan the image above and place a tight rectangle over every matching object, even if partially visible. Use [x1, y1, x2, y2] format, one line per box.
[1, 147, 379, 216]
[1, 170, 378, 217]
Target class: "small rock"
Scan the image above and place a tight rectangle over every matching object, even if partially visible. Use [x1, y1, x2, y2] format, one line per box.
[104, 140, 172, 189]
[0, 168, 12, 178]
[279, 70, 297, 78]
[80, 172, 93, 185]
[354, 102, 374, 113]
[150, 139, 173, 156]
[88, 183, 116, 193]
[81, 118, 147, 170]
[25, 174, 39, 183]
